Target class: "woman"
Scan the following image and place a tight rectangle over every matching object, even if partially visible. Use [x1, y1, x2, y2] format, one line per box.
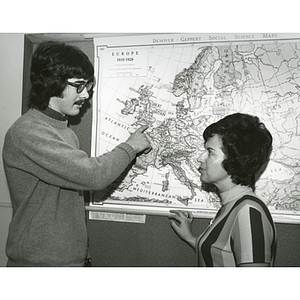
[169, 113, 276, 267]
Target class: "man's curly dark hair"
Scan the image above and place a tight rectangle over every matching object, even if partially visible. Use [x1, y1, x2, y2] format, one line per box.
[28, 41, 94, 110]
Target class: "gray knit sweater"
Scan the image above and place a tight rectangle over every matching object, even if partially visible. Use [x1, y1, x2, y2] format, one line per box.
[2, 108, 136, 266]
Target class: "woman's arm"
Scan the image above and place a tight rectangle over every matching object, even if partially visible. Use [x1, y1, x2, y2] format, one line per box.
[232, 202, 275, 267]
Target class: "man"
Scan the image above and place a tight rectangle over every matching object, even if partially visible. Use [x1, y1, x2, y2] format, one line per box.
[2, 41, 152, 266]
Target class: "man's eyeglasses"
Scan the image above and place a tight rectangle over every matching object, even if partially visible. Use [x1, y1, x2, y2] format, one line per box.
[67, 81, 93, 94]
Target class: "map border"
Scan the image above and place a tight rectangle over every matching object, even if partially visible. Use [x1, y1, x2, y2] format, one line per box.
[87, 33, 300, 224]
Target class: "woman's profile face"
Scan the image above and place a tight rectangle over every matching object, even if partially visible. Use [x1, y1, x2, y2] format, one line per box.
[198, 134, 232, 192]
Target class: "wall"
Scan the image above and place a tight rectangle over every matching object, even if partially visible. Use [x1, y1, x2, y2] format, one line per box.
[0, 33, 24, 266]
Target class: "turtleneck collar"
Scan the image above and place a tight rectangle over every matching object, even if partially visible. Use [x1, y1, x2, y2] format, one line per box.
[39, 106, 68, 121]
[220, 185, 254, 205]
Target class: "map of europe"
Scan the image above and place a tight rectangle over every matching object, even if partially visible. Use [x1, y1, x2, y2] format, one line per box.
[92, 35, 300, 222]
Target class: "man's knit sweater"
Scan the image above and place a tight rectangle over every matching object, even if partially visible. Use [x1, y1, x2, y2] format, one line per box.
[2, 108, 136, 266]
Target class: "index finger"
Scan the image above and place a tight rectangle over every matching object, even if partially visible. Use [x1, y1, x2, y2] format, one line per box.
[136, 125, 149, 133]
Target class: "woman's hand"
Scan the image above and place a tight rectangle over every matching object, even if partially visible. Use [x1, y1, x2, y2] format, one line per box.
[169, 210, 196, 251]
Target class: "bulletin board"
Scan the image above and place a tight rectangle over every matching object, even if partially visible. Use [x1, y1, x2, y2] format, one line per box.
[86, 33, 300, 223]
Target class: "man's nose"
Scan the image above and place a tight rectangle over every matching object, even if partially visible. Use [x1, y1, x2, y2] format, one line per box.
[80, 87, 90, 99]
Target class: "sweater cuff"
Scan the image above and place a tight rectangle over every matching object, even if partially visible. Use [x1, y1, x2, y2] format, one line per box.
[116, 142, 136, 160]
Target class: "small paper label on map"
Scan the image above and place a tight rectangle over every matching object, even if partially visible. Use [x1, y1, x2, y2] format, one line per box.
[89, 211, 146, 223]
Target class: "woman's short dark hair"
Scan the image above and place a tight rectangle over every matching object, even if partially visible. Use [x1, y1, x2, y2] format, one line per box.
[28, 41, 94, 110]
[203, 113, 272, 189]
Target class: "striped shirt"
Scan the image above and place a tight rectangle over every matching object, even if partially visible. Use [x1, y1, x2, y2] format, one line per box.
[196, 186, 277, 267]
